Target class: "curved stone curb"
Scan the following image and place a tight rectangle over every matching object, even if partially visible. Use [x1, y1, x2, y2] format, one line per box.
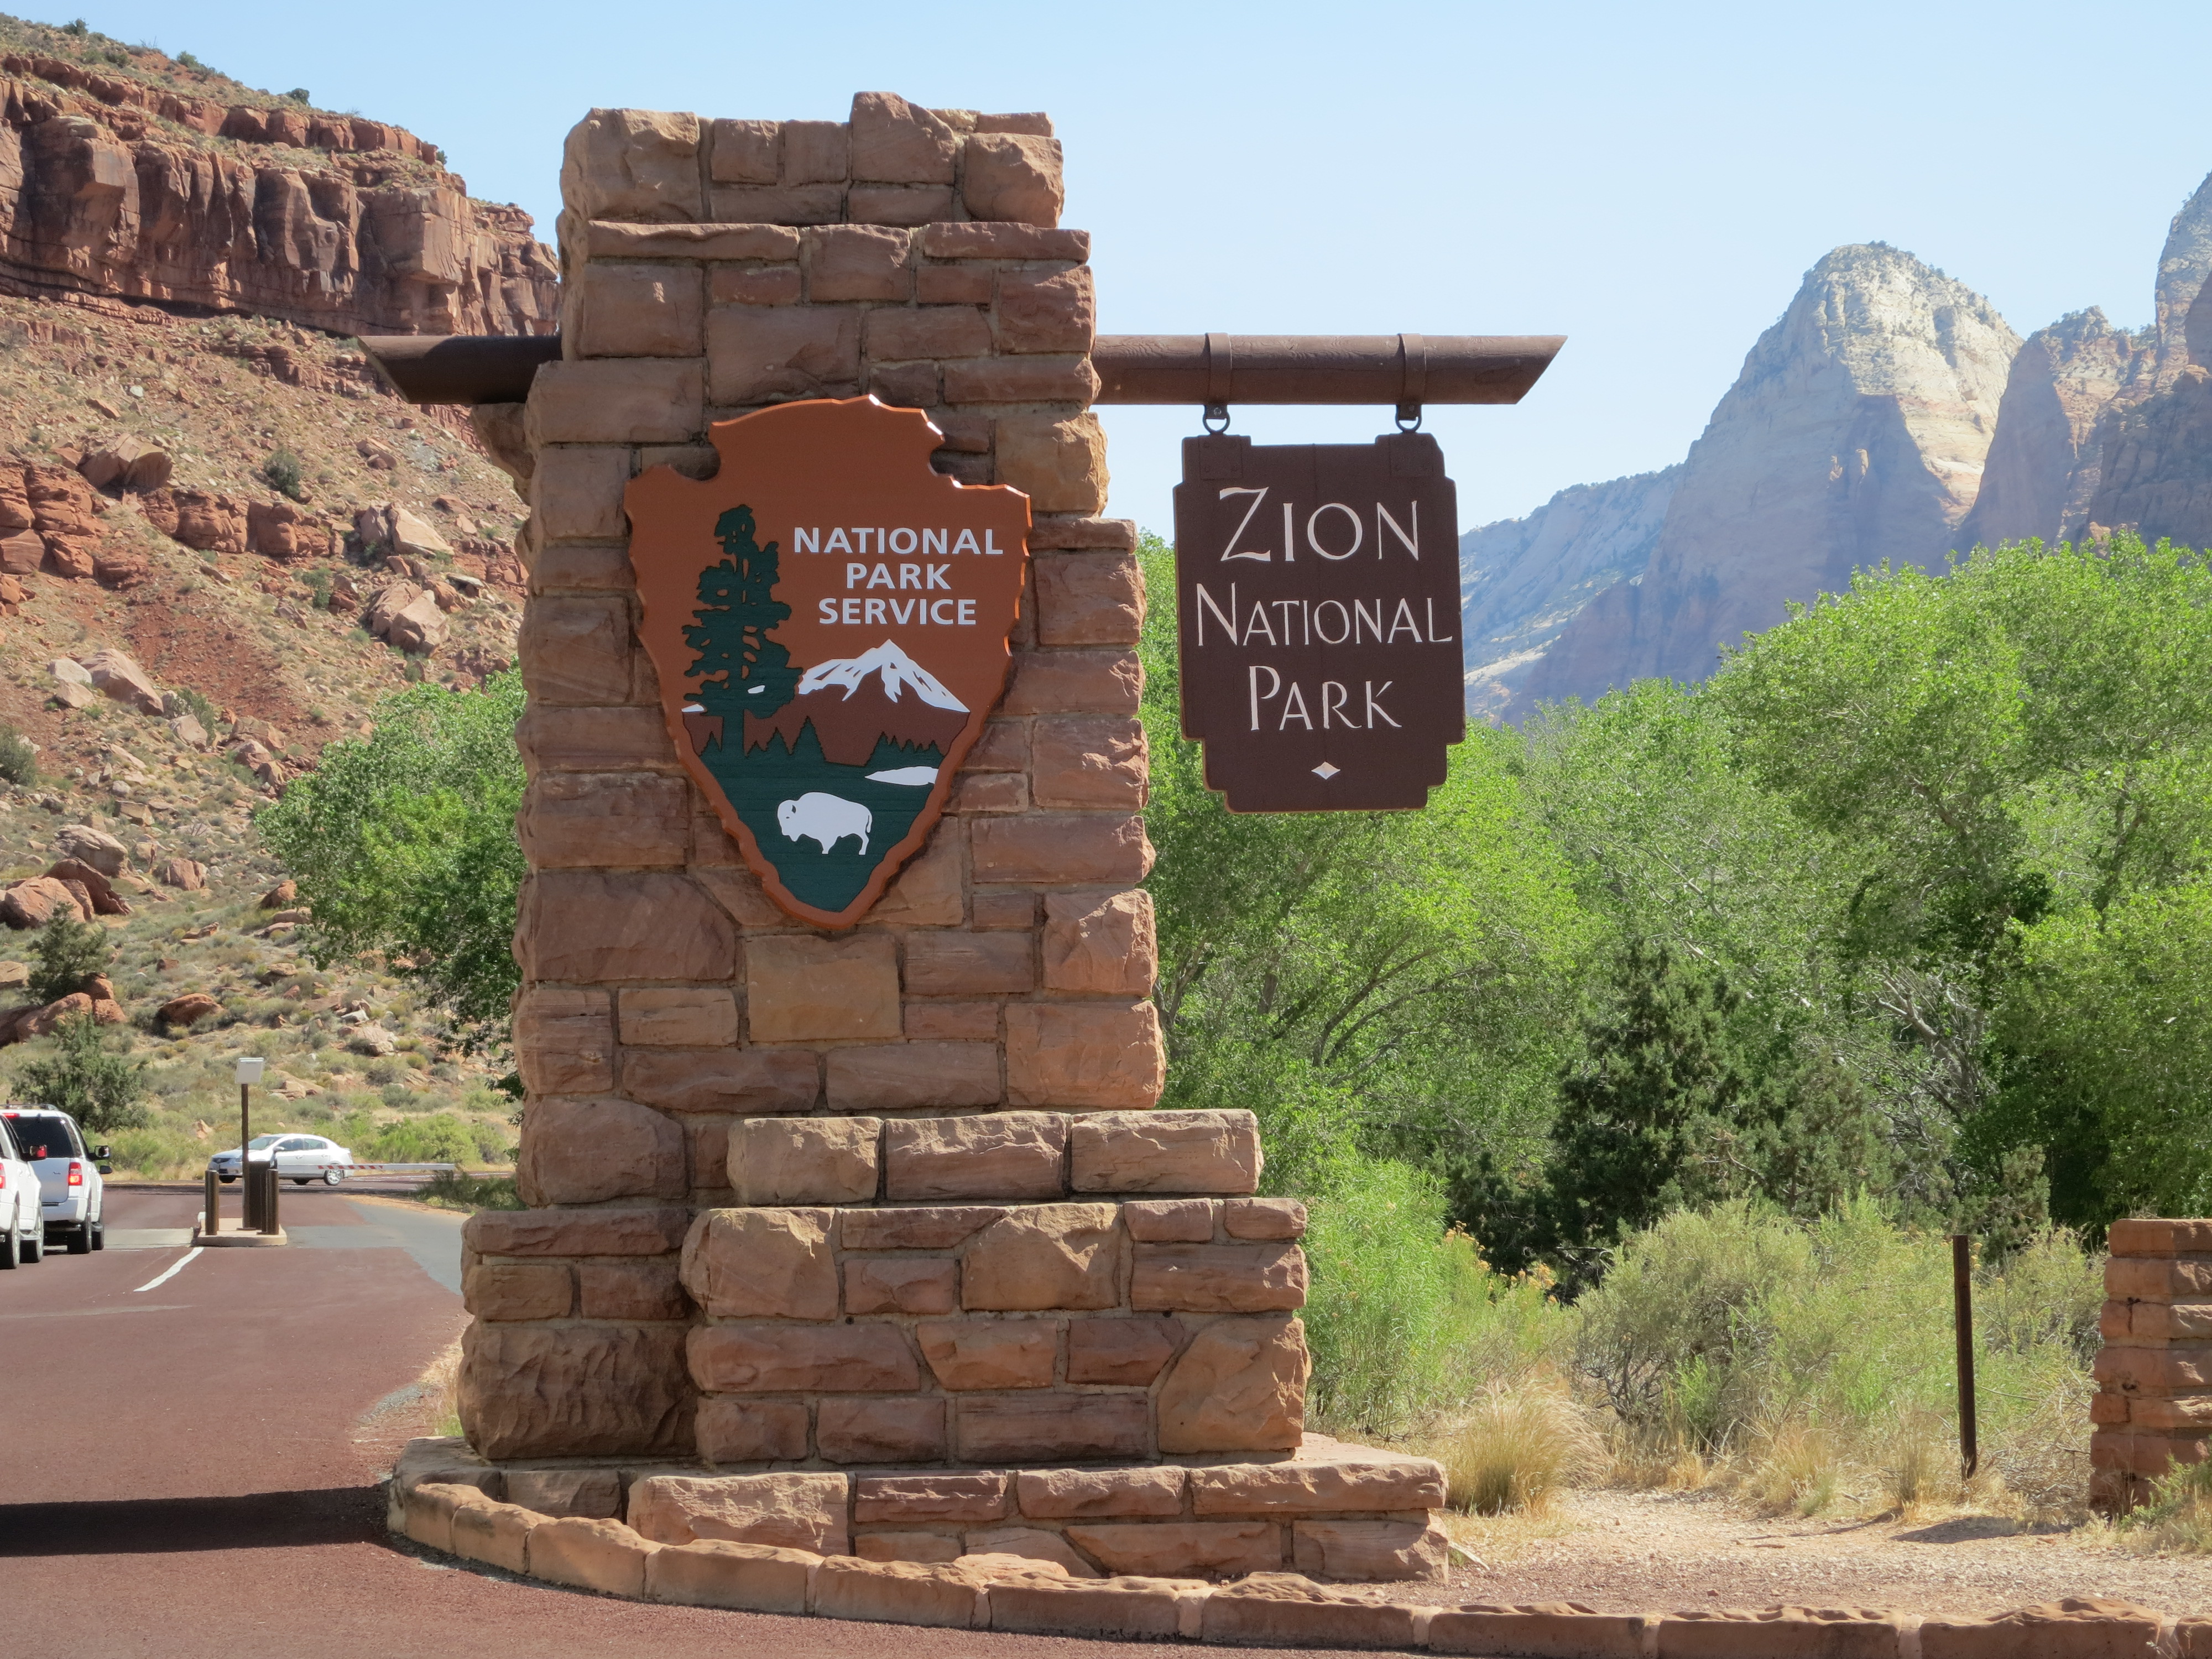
[389, 1477, 2209, 1654]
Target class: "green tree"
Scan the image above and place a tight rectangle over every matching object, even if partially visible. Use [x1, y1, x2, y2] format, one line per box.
[17, 1013, 149, 1134]
[686, 505, 797, 727]
[28, 911, 111, 1004]
[258, 673, 526, 1034]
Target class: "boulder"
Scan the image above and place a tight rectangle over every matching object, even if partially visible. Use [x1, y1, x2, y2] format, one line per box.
[157, 992, 221, 1027]
[79, 437, 172, 493]
[48, 680, 94, 710]
[154, 858, 207, 891]
[2, 877, 90, 929]
[0, 962, 25, 989]
[390, 505, 454, 560]
[55, 823, 129, 876]
[15, 992, 93, 1039]
[49, 657, 91, 686]
[168, 713, 208, 749]
[348, 1022, 398, 1056]
[46, 860, 128, 916]
[385, 588, 450, 652]
[260, 880, 298, 909]
[363, 580, 423, 637]
[80, 650, 164, 716]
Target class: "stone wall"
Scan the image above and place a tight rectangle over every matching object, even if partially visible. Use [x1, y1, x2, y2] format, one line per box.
[2093, 1218, 2212, 1512]
[458, 93, 1304, 1473]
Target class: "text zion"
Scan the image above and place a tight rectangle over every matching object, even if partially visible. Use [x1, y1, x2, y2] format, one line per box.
[1191, 583, 1457, 646]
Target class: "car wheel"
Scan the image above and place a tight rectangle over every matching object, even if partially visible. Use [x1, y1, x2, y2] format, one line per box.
[67, 1217, 93, 1255]
[0, 1214, 18, 1270]
[291, 1177, 311, 1186]
[218, 1173, 237, 1184]
[22, 1225, 41, 1264]
[88, 1213, 105, 1251]
[324, 1168, 345, 1186]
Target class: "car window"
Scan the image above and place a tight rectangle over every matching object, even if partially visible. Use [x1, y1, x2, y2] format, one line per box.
[247, 1134, 283, 1150]
[4, 1115, 76, 1160]
[273, 1138, 309, 1151]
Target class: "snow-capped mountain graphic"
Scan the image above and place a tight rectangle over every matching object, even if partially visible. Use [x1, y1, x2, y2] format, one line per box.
[746, 639, 972, 765]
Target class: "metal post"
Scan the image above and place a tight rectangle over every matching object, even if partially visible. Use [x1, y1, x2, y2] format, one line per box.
[1953, 1234, 1979, 1479]
[238, 1079, 250, 1224]
[263, 1156, 280, 1237]
[204, 1166, 218, 1236]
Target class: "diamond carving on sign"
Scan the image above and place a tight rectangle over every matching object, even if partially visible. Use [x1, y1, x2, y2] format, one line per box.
[1312, 763, 1340, 780]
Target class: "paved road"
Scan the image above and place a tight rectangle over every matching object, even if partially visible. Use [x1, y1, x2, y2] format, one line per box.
[0, 1188, 1402, 1658]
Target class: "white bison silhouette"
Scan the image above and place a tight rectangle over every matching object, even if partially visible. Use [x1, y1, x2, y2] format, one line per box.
[778, 792, 872, 855]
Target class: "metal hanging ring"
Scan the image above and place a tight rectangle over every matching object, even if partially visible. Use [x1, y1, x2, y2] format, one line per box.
[1203, 403, 1231, 435]
[1395, 402, 1423, 432]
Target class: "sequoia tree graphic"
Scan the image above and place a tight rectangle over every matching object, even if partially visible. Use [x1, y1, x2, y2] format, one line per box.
[685, 505, 799, 731]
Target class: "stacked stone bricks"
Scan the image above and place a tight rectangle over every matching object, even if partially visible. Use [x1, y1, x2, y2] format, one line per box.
[453, 95, 1370, 1572]
[2092, 1217, 2212, 1511]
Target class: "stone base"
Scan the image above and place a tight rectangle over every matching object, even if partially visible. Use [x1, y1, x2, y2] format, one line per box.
[391, 1432, 1448, 1583]
[194, 1223, 288, 1247]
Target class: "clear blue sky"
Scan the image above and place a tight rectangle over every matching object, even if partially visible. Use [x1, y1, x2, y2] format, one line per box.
[46, 1, 2212, 536]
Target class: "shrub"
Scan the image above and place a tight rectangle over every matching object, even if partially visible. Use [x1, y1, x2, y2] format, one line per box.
[416, 1171, 523, 1212]
[285, 87, 310, 104]
[29, 911, 112, 1003]
[366, 1112, 477, 1165]
[2120, 1459, 2212, 1553]
[1439, 1385, 1604, 1514]
[260, 447, 306, 501]
[0, 722, 38, 786]
[15, 1013, 150, 1134]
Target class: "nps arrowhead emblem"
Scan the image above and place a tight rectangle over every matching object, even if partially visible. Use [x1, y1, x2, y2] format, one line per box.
[626, 397, 1031, 928]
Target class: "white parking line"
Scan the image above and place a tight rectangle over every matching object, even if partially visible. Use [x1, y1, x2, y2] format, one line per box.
[132, 1246, 202, 1293]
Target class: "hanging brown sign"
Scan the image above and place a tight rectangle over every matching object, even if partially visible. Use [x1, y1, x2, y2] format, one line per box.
[627, 397, 1031, 928]
[1171, 431, 1463, 811]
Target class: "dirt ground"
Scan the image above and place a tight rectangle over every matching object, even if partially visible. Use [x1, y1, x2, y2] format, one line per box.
[1382, 1485, 2212, 1618]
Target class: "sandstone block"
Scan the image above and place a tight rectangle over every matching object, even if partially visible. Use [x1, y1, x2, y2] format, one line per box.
[681, 1207, 838, 1319]
[449, 1495, 538, 1574]
[1156, 1316, 1307, 1453]
[1005, 1002, 1166, 1109]
[630, 1472, 850, 1553]
[1292, 1520, 1449, 1582]
[1190, 1457, 1446, 1515]
[521, 773, 690, 868]
[464, 1262, 572, 1322]
[562, 107, 702, 221]
[618, 987, 739, 1047]
[921, 223, 1089, 262]
[518, 595, 630, 705]
[726, 1115, 880, 1204]
[513, 987, 615, 1094]
[811, 1556, 979, 1629]
[519, 872, 736, 984]
[1034, 550, 1139, 644]
[465, 1207, 690, 1258]
[402, 1480, 482, 1553]
[920, 1319, 1058, 1389]
[708, 118, 780, 184]
[1124, 1199, 1214, 1243]
[2107, 1258, 2212, 1300]
[1014, 1466, 1185, 1520]
[994, 414, 1108, 514]
[842, 1206, 1006, 1251]
[956, 1395, 1148, 1462]
[2109, 1219, 2212, 1256]
[919, 265, 994, 305]
[962, 1204, 1120, 1310]
[858, 1532, 964, 1563]
[945, 356, 1099, 405]
[845, 1258, 958, 1316]
[709, 183, 843, 225]
[827, 1042, 1001, 1111]
[2093, 1346, 2212, 1390]
[869, 832, 964, 925]
[2133, 1396, 2212, 1429]
[502, 1468, 623, 1520]
[866, 306, 992, 361]
[531, 542, 630, 592]
[805, 223, 913, 300]
[1655, 1607, 1902, 1659]
[855, 1473, 1010, 1523]
[818, 1397, 948, 1463]
[851, 185, 957, 227]
[529, 358, 702, 445]
[1131, 1244, 1307, 1313]
[712, 265, 802, 305]
[904, 931, 1034, 994]
[690, 1323, 921, 1393]
[530, 445, 630, 541]
[646, 1537, 816, 1614]
[973, 816, 1152, 885]
[578, 1260, 689, 1322]
[694, 1397, 808, 1463]
[1428, 1604, 1647, 1659]
[1063, 1522, 1277, 1580]
[1200, 1575, 1416, 1646]
[1066, 1317, 1181, 1385]
[781, 118, 848, 183]
[1225, 1198, 1308, 1240]
[576, 262, 703, 357]
[1041, 889, 1155, 994]
[963, 1526, 1099, 1577]
[997, 267, 1093, 356]
[583, 221, 800, 260]
[1072, 1110, 1260, 1195]
[884, 1114, 1066, 1201]
[747, 933, 901, 1040]
[961, 133, 1063, 225]
[519, 1097, 685, 1205]
[988, 1578, 1187, 1639]
[951, 773, 1028, 813]
[708, 305, 860, 404]
[851, 93, 957, 185]
[622, 1047, 820, 1114]
[1005, 649, 1142, 717]
[518, 705, 681, 775]
[904, 1001, 1001, 1042]
[460, 1323, 692, 1459]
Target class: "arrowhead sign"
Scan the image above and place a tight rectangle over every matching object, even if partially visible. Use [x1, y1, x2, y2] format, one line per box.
[627, 397, 1031, 928]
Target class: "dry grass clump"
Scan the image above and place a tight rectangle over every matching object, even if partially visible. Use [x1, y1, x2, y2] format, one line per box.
[2117, 1460, 2212, 1554]
[1438, 1384, 1606, 1515]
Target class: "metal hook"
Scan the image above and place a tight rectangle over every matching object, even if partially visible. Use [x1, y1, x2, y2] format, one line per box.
[1203, 403, 1231, 435]
[1395, 403, 1423, 432]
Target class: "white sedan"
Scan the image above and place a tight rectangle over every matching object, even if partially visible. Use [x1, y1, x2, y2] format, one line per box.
[209, 1134, 356, 1185]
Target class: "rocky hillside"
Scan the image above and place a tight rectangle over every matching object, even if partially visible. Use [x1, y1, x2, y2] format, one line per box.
[0, 25, 545, 1175]
[0, 14, 555, 336]
[1469, 168, 2212, 717]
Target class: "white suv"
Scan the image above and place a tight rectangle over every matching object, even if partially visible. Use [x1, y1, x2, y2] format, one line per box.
[0, 1114, 44, 1267]
[3, 1109, 108, 1255]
